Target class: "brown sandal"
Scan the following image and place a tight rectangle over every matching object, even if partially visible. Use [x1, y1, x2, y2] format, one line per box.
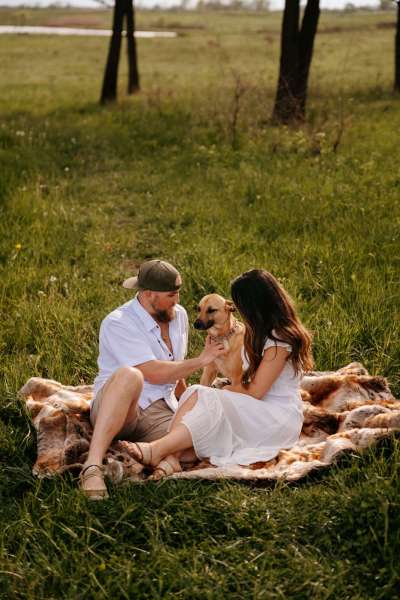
[79, 464, 109, 501]
[132, 442, 153, 466]
[149, 457, 182, 481]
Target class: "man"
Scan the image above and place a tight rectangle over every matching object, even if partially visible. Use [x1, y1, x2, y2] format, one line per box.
[80, 259, 225, 499]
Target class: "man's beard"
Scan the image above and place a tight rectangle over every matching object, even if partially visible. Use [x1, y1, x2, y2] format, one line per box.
[152, 306, 175, 323]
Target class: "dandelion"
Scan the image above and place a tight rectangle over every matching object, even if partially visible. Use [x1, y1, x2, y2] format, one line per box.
[15, 243, 22, 251]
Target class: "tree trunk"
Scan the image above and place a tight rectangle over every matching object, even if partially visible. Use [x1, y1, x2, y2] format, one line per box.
[126, 0, 140, 94]
[100, 0, 140, 104]
[395, 1, 400, 91]
[272, 0, 320, 123]
[294, 0, 320, 119]
[272, 0, 300, 123]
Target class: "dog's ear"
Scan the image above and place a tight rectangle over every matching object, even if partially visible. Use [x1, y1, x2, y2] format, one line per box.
[225, 300, 236, 312]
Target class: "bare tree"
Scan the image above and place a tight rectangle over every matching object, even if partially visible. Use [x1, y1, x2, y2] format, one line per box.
[395, 1, 400, 91]
[100, 0, 139, 104]
[273, 0, 320, 124]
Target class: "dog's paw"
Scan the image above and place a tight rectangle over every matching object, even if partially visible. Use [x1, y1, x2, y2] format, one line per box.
[212, 377, 231, 389]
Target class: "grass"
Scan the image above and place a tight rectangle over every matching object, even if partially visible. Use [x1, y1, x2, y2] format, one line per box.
[0, 6, 400, 599]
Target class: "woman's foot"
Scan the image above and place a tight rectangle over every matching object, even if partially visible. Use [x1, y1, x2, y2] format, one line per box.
[148, 454, 182, 481]
[131, 442, 154, 466]
[79, 464, 109, 501]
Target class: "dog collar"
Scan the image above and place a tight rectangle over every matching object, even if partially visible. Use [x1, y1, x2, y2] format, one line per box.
[210, 319, 240, 343]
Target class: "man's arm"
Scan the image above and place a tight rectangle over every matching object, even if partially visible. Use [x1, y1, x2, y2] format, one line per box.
[136, 356, 205, 385]
[136, 337, 226, 385]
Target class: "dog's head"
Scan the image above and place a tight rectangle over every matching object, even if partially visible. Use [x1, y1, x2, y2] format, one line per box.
[194, 293, 235, 331]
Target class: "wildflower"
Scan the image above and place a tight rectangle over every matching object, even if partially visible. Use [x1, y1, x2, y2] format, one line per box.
[15, 243, 22, 251]
[49, 276, 58, 283]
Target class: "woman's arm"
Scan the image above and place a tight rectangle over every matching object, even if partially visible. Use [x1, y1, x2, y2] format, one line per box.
[224, 346, 289, 399]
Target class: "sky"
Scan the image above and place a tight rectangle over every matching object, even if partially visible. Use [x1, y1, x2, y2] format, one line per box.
[0, 0, 381, 9]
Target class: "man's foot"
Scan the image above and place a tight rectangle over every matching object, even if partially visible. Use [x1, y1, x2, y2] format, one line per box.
[79, 464, 109, 501]
[148, 454, 182, 481]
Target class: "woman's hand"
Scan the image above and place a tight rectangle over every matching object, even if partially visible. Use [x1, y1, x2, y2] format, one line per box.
[199, 336, 226, 367]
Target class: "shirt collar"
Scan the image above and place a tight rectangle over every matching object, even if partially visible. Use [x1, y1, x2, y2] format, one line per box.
[131, 296, 159, 332]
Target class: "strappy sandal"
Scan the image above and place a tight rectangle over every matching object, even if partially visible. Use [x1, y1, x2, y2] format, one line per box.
[148, 458, 182, 481]
[79, 464, 109, 501]
[131, 442, 153, 466]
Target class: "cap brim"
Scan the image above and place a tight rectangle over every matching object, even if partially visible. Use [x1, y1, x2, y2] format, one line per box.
[122, 276, 139, 289]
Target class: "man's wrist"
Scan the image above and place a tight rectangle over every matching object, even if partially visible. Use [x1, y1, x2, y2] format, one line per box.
[197, 354, 207, 369]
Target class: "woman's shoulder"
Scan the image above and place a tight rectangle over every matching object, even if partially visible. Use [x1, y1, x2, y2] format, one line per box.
[263, 330, 292, 353]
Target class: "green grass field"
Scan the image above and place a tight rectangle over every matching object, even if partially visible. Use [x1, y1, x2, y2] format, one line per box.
[0, 6, 399, 598]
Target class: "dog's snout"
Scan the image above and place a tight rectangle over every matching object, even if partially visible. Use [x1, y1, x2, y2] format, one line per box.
[194, 319, 214, 330]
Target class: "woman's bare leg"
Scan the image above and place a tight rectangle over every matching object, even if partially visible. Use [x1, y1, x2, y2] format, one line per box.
[146, 392, 199, 466]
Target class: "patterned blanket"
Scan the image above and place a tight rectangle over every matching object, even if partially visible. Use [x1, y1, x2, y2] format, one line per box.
[20, 363, 400, 483]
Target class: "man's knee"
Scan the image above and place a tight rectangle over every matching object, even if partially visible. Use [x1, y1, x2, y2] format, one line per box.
[112, 366, 144, 396]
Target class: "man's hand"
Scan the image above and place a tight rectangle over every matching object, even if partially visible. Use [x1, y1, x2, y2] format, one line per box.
[199, 336, 227, 367]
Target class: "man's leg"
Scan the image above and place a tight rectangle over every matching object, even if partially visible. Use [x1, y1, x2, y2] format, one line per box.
[81, 366, 144, 494]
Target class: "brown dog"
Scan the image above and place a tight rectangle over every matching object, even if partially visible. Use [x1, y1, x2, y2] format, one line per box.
[194, 293, 245, 387]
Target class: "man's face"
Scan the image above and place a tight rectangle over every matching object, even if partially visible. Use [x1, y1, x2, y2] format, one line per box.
[148, 276, 181, 322]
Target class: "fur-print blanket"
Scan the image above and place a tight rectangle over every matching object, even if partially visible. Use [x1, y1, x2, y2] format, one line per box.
[20, 363, 400, 483]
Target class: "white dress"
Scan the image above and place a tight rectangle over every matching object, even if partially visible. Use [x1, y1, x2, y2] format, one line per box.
[173, 337, 304, 467]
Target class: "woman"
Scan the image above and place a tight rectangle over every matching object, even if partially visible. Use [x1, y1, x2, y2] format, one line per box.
[133, 269, 313, 479]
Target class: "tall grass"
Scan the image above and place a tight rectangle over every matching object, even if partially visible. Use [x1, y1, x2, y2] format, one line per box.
[0, 7, 399, 598]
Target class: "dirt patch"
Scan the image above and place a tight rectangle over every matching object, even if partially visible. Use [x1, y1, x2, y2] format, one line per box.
[376, 21, 396, 30]
[319, 22, 395, 34]
[256, 27, 279, 36]
[150, 20, 206, 31]
[43, 16, 105, 28]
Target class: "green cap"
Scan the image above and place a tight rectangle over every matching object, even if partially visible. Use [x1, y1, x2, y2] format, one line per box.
[123, 259, 181, 292]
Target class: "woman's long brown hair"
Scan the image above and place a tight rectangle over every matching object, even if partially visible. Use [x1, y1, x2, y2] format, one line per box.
[230, 269, 313, 385]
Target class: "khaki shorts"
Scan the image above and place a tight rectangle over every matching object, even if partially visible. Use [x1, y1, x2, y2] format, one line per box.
[90, 386, 174, 443]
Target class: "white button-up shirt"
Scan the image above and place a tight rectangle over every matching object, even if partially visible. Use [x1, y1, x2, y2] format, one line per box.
[93, 296, 189, 411]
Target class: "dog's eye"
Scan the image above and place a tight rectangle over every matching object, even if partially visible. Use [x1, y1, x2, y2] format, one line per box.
[206, 308, 217, 314]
